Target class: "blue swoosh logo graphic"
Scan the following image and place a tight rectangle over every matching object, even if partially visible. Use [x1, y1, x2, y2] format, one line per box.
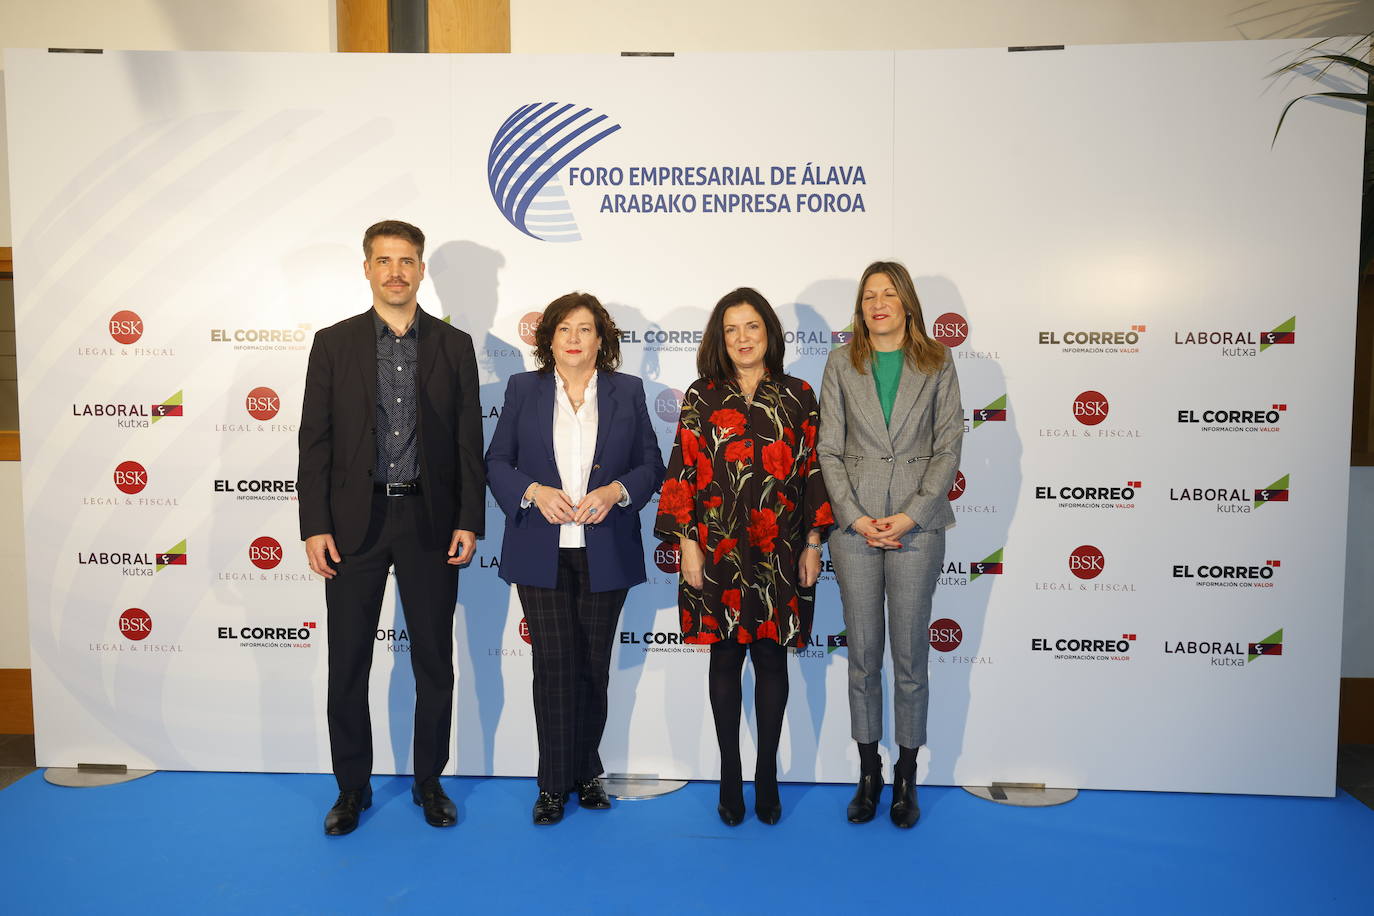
[488, 103, 621, 242]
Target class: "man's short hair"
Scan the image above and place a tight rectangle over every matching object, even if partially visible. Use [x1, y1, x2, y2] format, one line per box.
[363, 220, 426, 260]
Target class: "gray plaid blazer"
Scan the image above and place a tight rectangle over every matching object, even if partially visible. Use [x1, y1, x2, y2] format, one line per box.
[817, 344, 963, 532]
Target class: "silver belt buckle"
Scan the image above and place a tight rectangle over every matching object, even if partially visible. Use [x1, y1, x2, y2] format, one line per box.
[385, 482, 408, 497]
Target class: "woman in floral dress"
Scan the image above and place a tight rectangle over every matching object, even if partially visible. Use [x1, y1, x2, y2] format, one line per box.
[655, 287, 833, 826]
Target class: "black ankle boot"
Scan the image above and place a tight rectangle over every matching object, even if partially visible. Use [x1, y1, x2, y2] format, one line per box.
[846, 767, 884, 823]
[890, 766, 920, 828]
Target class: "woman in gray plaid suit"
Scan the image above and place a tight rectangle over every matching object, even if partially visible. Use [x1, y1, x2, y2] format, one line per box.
[818, 261, 963, 828]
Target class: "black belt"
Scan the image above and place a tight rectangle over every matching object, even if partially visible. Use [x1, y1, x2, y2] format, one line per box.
[374, 480, 420, 496]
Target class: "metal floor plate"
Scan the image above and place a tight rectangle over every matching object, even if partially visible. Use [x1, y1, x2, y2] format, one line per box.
[601, 774, 688, 800]
[964, 784, 1078, 807]
[44, 767, 156, 788]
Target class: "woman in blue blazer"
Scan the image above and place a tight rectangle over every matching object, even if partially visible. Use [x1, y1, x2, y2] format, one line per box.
[486, 292, 665, 825]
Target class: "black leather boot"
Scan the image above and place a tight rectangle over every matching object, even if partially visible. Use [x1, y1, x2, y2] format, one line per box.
[846, 769, 884, 823]
[890, 770, 920, 828]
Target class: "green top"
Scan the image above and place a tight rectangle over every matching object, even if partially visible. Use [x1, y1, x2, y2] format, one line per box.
[873, 349, 904, 426]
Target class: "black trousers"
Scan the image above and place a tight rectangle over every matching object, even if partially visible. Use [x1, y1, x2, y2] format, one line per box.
[325, 493, 459, 790]
[516, 548, 628, 794]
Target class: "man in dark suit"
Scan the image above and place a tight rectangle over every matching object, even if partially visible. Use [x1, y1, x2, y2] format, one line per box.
[298, 220, 485, 836]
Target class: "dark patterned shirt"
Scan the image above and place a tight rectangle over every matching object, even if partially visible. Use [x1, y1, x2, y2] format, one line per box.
[374, 311, 419, 484]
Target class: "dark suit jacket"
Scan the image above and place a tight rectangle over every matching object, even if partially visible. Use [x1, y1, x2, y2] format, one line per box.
[297, 307, 486, 554]
[485, 370, 665, 592]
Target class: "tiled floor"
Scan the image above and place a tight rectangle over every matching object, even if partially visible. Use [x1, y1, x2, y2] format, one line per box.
[1, 736, 1371, 808]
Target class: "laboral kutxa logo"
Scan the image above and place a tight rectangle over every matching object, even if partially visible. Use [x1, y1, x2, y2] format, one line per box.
[78, 539, 187, 576]
[967, 395, 1007, 430]
[488, 103, 622, 243]
[1168, 474, 1289, 513]
[1173, 317, 1295, 356]
[939, 548, 1005, 586]
[72, 390, 182, 428]
[1162, 628, 1284, 667]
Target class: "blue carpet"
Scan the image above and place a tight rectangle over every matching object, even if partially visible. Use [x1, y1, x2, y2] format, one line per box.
[1, 771, 1372, 914]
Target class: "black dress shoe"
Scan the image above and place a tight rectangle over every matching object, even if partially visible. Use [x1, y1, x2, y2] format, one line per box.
[324, 785, 372, 836]
[754, 777, 781, 825]
[718, 778, 745, 826]
[717, 802, 745, 826]
[575, 778, 612, 810]
[411, 776, 458, 828]
[890, 771, 920, 828]
[755, 798, 782, 825]
[532, 790, 567, 825]
[846, 770, 884, 824]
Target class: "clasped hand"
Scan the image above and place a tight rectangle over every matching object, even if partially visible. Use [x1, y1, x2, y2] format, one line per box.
[532, 483, 618, 526]
[853, 513, 915, 550]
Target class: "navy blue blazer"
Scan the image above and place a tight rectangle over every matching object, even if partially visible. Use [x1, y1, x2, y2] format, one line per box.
[485, 370, 665, 592]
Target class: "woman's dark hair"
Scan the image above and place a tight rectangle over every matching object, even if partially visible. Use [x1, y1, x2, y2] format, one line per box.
[697, 287, 786, 385]
[532, 292, 622, 373]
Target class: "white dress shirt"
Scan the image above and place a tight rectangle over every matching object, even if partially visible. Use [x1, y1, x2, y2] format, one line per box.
[520, 371, 632, 546]
[551, 371, 598, 548]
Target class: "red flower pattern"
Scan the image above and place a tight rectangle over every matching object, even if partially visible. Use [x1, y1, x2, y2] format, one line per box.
[761, 440, 793, 481]
[748, 508, 779, 553]
[695, 448, 714, 490]
[709, 408, 747, 437]
[658, 477, 694, 524]
[724, 440, 752, 463]
[679, 425, 700, 468]
[656, 376, 832, 647]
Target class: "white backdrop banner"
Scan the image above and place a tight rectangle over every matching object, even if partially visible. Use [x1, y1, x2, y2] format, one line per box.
[6, 41, 1360, 795]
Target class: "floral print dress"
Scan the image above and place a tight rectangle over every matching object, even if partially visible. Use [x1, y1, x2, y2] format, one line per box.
[655, 373, 834, 647]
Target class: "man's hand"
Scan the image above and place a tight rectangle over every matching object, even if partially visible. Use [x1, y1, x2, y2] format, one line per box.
[448, 529, 477, 566]
[305, 533, 341, 579]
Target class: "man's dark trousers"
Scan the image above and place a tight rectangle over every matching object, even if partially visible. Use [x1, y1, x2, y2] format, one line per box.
[326, 491, 458, 790]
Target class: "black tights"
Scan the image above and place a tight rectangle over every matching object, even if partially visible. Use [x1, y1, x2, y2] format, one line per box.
[709, 639, 788, 810]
